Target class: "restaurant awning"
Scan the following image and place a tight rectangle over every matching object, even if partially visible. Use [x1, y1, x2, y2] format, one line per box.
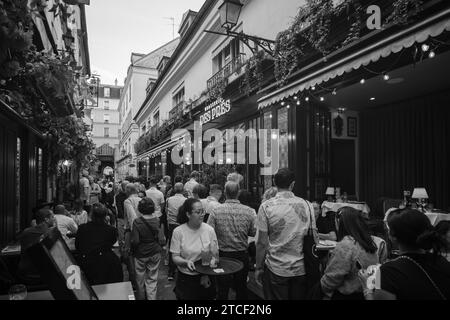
[258, 9, 450, 110]
[136, 136, 184, 161]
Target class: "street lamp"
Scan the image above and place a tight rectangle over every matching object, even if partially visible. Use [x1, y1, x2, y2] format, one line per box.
[218, 0, 242, 30]
[205, 0, 275, 56]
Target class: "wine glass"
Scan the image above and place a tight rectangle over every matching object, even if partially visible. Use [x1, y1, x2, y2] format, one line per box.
[9, 284, 27, 300]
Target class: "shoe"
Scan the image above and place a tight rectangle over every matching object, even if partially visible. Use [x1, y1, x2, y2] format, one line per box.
[164, 258, 169, 266]
[168, 276, 174, 281]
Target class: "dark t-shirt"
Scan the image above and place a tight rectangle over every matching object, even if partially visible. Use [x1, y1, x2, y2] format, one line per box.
[316, 212, 336, 235]
[380, 253, 450, 300]
[115, 192, 127, 219]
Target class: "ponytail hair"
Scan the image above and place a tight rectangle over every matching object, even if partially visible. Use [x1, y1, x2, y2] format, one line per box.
[387, 209, 446, 255]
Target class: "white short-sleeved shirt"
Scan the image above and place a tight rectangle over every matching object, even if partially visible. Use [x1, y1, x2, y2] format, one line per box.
[145, 187, 164, 218]
[256, 191, 316, 277]
[170, 223, 217, 275]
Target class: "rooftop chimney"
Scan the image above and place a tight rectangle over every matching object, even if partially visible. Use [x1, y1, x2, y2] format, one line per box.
[114, 78, 118, 86]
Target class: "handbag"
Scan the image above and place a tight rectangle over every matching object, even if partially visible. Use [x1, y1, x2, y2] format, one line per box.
[303, 200, 321, 293]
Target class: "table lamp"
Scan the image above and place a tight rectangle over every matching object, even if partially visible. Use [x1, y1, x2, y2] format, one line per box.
[325, 187, 335, 202]
[412, 188, 429, 212]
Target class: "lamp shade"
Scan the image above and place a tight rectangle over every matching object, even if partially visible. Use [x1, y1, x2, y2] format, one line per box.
[412, 188, 429, 199]
[325, 187, 335, 196]
[218, 0, 243, 30]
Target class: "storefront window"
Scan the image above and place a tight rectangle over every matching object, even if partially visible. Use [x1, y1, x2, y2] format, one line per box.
[262, 111, 273, 192]
[15, 138, 21, 234]
[37, 148, 43, 200]
[278, 107, 289, 169]
[313, 109, 331, 200]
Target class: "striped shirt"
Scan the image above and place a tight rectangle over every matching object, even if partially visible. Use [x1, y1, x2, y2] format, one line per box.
[207, 200, 256, 252]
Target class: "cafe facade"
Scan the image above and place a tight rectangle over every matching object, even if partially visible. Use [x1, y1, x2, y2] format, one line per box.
[134, 0, 450, 212]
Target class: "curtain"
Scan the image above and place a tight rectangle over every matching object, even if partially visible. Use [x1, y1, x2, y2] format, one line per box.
[360, 90, 450, 214]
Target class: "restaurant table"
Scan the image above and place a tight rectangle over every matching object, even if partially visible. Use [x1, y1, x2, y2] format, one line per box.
[0, 281, 134, 300]
[194, 257, 244, 276]
[384, 208, 450, 226]
[321, 201, 370, 216]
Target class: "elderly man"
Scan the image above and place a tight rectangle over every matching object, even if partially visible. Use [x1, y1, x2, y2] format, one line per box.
[201, 184, 222, 223]
[165, 182, 187, 280]
[207, 181, 256, 300]
[184, 171, 200, 198]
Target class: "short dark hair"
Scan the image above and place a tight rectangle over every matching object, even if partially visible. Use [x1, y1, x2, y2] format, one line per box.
[177, 198, 200, 225]
[138, 197, 155, 216]
[274, 168, 295, 189]
[174, 175, 183, 183]
[193, 184, 208, 199]
[149, 176, 159, 185]
[91, 203, 108, 224]
[35, 209, 53, 224]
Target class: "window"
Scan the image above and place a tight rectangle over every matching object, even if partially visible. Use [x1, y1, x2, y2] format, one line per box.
[104, 87, 110, 98]
[173, 87, 185, 108]
[104, 114, 110, 123]
[212, 38, 242, 74]
[104, 127, 109, 137]
[104, 100, 109, 109]
[118, 129, 121, 137]
[153, 110, 160, 126]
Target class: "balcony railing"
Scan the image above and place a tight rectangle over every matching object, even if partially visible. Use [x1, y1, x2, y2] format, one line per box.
[150, 124, 159, 138]
[207, 55, 244, 90]
[169, 101, 185, 119]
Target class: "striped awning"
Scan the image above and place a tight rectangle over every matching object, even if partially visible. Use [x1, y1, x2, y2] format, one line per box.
[258, 9, 450, 110]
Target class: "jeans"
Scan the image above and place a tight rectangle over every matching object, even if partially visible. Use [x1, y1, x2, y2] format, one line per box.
[217, 250, 249, 300]
[262, 266, 307, 300]
[167, 224, 178, 276]
[134, 253, 161, 300]
[117, 218, 125, 252]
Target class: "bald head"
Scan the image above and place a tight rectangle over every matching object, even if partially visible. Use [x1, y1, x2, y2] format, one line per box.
[174, 183, 184, 194]
[225, 181, 239, 200]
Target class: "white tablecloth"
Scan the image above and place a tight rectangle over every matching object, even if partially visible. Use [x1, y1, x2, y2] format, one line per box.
[321, 201, 370, 215]
[384, 208, 450, 226]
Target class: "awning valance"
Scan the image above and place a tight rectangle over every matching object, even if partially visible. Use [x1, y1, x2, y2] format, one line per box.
[258, 10, 450, 110]
[136, 137, 182, 161]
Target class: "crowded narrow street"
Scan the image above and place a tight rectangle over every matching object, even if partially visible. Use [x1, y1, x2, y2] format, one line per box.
[1, 0, 450, 307]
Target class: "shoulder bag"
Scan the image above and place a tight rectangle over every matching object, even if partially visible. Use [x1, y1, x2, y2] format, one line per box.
[303, 200, 321, 294]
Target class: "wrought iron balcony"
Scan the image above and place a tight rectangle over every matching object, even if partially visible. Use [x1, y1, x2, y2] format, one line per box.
[207, 55, 244, 90]
[169, 101, 185, 120]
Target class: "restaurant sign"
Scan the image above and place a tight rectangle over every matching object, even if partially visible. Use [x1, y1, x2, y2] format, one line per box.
[199, 98, 231, 125]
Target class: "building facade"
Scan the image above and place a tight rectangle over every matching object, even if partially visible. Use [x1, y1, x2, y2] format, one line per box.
[133, 0, 450, 213]
[0, 0, 91, 246]
[84, 82, 123, 176]
[116, 38, 180, 180]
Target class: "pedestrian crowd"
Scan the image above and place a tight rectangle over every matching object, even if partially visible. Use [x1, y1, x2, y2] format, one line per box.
[10, 168, 450, 300]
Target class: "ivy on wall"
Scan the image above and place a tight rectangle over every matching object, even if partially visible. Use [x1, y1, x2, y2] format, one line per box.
[0, 0, 95, 174]
[273, 0, 426, 87]
[241, 50, 266, 95]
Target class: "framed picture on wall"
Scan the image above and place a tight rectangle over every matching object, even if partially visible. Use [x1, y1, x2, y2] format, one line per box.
[347, 117, 357, 137]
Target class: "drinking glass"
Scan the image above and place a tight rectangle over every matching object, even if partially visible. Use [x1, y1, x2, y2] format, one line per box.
[9, 284, 27, 300]
[201, 249, 211, 266]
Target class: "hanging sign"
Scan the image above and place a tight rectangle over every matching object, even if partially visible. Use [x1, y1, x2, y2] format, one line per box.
[199, 98, 231, 125]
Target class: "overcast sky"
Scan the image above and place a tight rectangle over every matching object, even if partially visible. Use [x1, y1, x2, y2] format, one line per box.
[85, 0, 206, 86]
